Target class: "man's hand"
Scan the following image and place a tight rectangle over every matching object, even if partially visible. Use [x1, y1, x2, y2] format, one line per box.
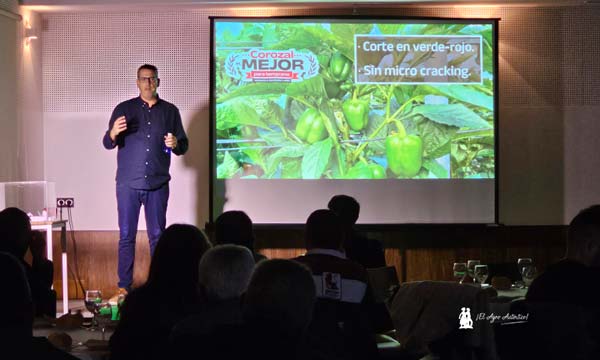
[164, 132, 177, 149]
[110, 116, 127, 141]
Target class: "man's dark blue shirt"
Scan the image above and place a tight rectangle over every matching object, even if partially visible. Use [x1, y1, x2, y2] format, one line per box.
[103, 96, 188, 190]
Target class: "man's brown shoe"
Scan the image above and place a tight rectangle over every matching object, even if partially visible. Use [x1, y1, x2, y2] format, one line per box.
[108, 288, 128, 304]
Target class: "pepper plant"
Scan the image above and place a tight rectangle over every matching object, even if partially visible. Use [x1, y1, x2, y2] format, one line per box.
[215, 22, 495, 180]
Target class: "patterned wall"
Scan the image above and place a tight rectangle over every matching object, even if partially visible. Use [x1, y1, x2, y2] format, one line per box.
[0, 0, 17, 13]
[41, 5, 600, 112]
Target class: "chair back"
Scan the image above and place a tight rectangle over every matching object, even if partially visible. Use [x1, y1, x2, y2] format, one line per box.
[367, 266, 399, 304]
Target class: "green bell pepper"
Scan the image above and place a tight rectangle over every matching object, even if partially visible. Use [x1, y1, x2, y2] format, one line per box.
[385, 133, 423, 177]
[295, 108, 328, 144]
[324, 77, 342, 99]
[342, 99, 369, 131]
[369, 164, 386, 179]
[346, 162, 373, 179]
[329, 52, 352, 81]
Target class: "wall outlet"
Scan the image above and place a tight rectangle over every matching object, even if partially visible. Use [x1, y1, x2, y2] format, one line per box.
[57, 198, 74, 208]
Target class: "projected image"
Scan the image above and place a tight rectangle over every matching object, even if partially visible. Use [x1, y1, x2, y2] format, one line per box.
[214, 20, 494, 179]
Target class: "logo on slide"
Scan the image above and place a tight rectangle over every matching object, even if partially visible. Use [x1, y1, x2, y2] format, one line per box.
[225, 49, 319, 82]
[459, 307, 473, 329]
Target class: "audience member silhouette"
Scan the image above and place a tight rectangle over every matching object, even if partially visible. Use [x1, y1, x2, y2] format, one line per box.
[294, 209, 380, 360]
[497, 205, 600, 360]
[170, 245, 255, 355]
[214, 210, 267, 263]
[109, 224, 211, 360]
[0, 252, 77, 360]
[0, 207, 56, 317]
[328, 195, 386, 268]
[527, 204, 600, 305]
[242, 259, 317, 360]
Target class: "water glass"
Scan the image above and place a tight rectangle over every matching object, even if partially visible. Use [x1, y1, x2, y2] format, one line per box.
[84, 290, 102, 328]
[517, 258, 533, 275]
[521, 265, 537, 288]
[467, 260, 480, 278]
[474, 264, 489, 285]
[453, 262, 467, 282]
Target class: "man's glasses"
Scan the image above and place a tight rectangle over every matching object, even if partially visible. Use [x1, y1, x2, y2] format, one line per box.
[138, 76, 158, 84]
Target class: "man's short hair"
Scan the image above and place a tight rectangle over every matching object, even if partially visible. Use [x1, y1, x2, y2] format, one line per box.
[137, 64, 158, 77]
[198, 244, 255, 301]
[214, 211, 255, 251]
[567, 205, 600, 266]
[243, 259, 315, 335]
[147, 223, 211, 289]
[305, 209, 344, 250]
[328, 194, 360, 226]
[0, 207, 32, 258]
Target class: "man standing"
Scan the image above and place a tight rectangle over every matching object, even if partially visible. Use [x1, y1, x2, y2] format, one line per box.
[103, 64, 188, 297]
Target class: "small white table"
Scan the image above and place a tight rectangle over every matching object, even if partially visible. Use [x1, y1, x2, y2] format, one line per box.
[31, 220, 69, 316]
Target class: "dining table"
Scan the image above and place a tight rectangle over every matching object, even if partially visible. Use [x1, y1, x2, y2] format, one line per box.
[33, 317, 115, 360]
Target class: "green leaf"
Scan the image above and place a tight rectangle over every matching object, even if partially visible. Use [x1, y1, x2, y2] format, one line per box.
[265, 27, 323, 51]
[415, 118, 457, 158]
[286, 76, 327, 99]
[280, 159, 302, 178]
[262, 100, 285, 127]
[476, 148, 494, 158]
[413, 104, 492, 130]
[423, 159, 449, 179]
[266, 145, 305, 177]
[378, 24, 401, 35]
[365, 112, 387, 153]
[330, 147, 347, 179]
[217, 151, 241, 179]
[262, 23, 279, 48]
[302, 138, 333, 179]
[242, 148, 266, 170]
[452, 129, 494, 141]
[217, 83, 288, 103]
[451, 143, 468, 164]
[393, 86, 413, 106]
[303, 27, 350, 59]
[330, 23, 373, 60]
[217, 99, 271, 130]
[260, 131, 287, 146]
[240, 24, 263, 42]
[424, 85, 493, 111]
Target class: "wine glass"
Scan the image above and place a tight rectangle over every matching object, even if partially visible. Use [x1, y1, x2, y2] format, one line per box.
[517, 258, 533, 274]
[84, 290, 102, 328]
[474, 264, 489, 286]
[517, 258, 533, 288]
[521, 265, 537, 288]
[453, 262, 467, 282]
[95, 303, 113, 340]
[467, 260, 480, 279]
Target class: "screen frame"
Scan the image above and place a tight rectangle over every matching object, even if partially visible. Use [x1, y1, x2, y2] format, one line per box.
[209, 15, 500, 226]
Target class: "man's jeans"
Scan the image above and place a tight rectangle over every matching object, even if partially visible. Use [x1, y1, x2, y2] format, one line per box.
[116, 182, 169, 289]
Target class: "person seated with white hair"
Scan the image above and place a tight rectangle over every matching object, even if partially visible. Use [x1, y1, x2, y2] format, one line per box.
[170, 244, 255, 355]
